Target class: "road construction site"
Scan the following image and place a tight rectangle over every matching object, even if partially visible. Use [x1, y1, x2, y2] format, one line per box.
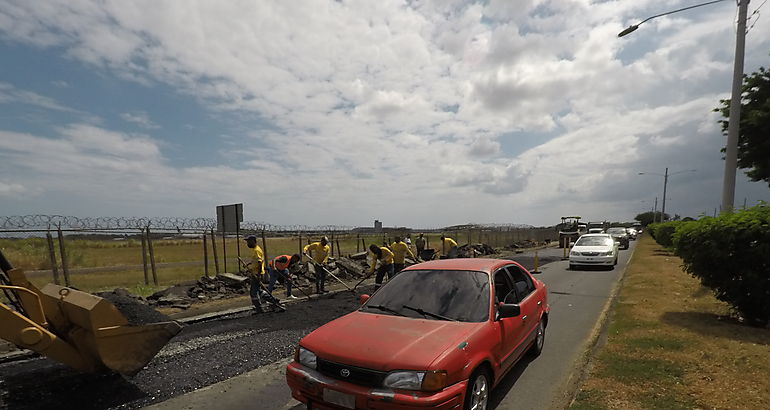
[0, 246, 561, 410]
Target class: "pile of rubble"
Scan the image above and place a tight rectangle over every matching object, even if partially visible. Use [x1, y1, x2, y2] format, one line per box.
[455, 243, 497, 258]
[146, 273, 250, 309]
[505, 240, 541, 249]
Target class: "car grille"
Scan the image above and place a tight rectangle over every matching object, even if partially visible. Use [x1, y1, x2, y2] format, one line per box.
[316, 358, 387, 387]
[581, 252, 600, 256]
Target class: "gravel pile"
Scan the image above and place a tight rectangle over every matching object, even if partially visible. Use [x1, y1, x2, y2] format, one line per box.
[95, 289, 171, 325]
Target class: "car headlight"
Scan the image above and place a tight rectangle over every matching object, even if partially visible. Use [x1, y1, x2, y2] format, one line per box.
[382, 370, 447, 391]
[603, 251, 614, 256]
[297, 347, 317, 369]
[570, 251, 580, 256]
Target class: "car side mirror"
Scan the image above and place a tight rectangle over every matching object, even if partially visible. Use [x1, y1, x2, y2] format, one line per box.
[359, 294, 370, 305]
[498, 302, 520, 319]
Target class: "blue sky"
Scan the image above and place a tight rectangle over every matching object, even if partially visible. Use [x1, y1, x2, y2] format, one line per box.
[0, 0, 768, 227]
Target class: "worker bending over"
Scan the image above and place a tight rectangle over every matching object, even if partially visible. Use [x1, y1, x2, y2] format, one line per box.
[369, 244, 395, 289]
[304, 236, 330, 294]
[440, 234, 459, 259]
[268, 254, 301, 299]
[390, 235, 415, 273]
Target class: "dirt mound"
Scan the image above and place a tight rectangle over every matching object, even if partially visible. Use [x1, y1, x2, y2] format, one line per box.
[96, 289, 171, 325]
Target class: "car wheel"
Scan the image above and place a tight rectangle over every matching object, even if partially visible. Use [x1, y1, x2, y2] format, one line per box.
[614, 257, 618, 266]
[528, 319, 546, 357]
[569, 264, 576, 270]
[464, 368, 491, 410]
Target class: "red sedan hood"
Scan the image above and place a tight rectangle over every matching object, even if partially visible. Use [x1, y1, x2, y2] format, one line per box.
[301, 311, 480, 371]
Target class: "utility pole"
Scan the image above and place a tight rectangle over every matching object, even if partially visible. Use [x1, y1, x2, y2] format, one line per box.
[653, 197, 658, 223]
[721, 0, 749, 214]
[661, 168, 669, 222]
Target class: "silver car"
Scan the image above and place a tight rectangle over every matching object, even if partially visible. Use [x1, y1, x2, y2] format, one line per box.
[569, 234, 619, 270]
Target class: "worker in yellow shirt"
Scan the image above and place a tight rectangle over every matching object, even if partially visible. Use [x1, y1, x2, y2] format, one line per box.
[440, 234, 459, 259]
[390, 235, 415, 274]
[243, 235, 267, 311]
[368, 244, 395, 289]
[304, 236, 330, 294]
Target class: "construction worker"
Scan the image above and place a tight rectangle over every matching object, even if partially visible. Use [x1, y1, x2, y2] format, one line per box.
[440, 234, 458, 259]
[304, 236, 330, 294]
[390, 235, 415, 274]
[243, 235, 267, 311]
[268, 254, 301, 299]
[368, 244, 394, 289]
[415, 233, 427, 259]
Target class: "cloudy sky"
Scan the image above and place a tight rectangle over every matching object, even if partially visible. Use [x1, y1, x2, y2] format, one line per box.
[0, 0, 768, 228]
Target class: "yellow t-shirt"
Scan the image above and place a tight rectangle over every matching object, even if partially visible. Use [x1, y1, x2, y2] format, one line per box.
[247, 245, 265, 277]
[304, 242, 330, 264]
[390, 241, 415, 264]
[369, 247, 395, 273]
[442, 237, 458, 254]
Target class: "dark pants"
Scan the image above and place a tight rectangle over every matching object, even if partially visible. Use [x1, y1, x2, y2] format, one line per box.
[313, 263, 327, 293]
[394, 263, 405, 274]
[249, 276, 265, 311]
[268, 268, 293, 297]
[374, 264, 395, 288]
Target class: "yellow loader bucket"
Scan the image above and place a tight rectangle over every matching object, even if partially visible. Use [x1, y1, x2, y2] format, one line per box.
[2, 264, 181, 376]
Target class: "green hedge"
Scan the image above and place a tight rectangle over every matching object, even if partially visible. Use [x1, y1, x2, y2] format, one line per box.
[648, 221, 688, 248]
[673, 204, 770, 326]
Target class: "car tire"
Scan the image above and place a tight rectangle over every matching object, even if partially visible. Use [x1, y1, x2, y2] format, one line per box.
[569, 264, 576, 270]
[614, 257, 618, 266]
[528, 319, 546, 358]
[464, 368, 491, 410]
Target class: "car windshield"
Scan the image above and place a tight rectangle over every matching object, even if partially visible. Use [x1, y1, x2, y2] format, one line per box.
[607, 228, 626, 234]
[575, 237, 614, 247]
[362, 270, 489, 322]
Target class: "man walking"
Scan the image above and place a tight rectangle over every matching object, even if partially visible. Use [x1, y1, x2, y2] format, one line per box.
[268, 254, 301, 299]
[368, 244, 395, 289]
[304, 236, 330, 293]
[415, 233, 427, 259]
[390, 235, 415, 274]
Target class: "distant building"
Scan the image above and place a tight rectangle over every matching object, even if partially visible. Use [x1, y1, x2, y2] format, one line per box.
[374, 220, 382, 233]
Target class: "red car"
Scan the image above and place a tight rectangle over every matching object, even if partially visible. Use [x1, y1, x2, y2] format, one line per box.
[286, 258, 550, 410]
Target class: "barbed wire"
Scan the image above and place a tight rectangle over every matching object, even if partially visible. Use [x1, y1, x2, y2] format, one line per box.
[0, 215, 355, 232]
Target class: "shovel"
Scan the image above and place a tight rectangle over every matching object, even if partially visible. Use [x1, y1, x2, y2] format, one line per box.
[304, 253, 354, 293]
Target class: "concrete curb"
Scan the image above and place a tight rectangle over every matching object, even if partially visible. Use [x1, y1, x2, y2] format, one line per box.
[553, 241, 638, 409]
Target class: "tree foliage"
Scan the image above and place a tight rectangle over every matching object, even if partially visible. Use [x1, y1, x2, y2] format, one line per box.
[715, 65, 770, 186]
[634, 211, 669, 226]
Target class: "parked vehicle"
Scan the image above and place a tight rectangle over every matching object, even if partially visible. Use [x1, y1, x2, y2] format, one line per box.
[588, 228, 604, 234]
[625, 227, 638, 240]
[569, 234, 619, 270]
[286, 259, 549, 410]
[606, 227, 630, 249]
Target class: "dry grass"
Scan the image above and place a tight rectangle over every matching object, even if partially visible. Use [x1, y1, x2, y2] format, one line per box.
[571, 235, 770, 410]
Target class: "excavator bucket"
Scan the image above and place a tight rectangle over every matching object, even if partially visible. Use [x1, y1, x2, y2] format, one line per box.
[1, 251, 182, 375]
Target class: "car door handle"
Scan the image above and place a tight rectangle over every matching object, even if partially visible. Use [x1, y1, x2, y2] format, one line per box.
[537, 301, 542, 306]
[521, 315, 528, 321]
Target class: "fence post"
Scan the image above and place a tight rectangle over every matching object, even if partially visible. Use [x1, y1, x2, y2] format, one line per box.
[202, 232, 209, 278]
[261, 229, 268, 269]
[45, 231, 60, 285]
[336, 237, 341, 257]
[298, 232, 303, 256]
[56, 226, 71, 287]
[140, 228, 150, 285]
[146, 227, 158, 285]
[211, 228, 220, 274]
[222, 230, 227, 274]
[356, 234, 360, 252]
[330, 232, 334, 257]
[467, 229, 471, 244]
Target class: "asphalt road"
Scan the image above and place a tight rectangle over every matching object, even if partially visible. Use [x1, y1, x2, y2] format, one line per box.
[147, 243, 636, 410]
[0, 243, 634, 410]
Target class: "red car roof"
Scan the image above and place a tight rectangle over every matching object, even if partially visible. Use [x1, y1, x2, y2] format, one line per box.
[403, 258, 519, 273]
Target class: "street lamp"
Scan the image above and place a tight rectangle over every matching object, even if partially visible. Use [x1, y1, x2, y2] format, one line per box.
[619, 0, 749, 214]
[639, 168, 696, 222]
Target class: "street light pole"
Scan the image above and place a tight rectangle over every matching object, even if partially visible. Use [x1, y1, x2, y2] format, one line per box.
[721, 0, 749, 214]
[661, 167, 669, 222]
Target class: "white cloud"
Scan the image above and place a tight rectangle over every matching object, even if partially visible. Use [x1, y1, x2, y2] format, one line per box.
[0, 82, 75, 112]
[120, 111, 160, 129]
[0, 0, 768, 225]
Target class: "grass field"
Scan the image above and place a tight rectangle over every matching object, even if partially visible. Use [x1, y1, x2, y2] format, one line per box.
[1, 229, 542, 295]
[570, 235, 770, 410]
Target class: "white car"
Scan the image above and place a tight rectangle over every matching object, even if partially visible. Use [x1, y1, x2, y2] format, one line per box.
[588, 228, 604, 234]
[569, 234, 619, 270]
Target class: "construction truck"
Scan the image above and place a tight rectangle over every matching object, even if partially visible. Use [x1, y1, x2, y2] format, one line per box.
[557, 216, 586, 248]
[0, 249, 181, 375]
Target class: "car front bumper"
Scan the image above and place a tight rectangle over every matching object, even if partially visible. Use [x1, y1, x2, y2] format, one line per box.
[286, 361, 466, 409]
[569, 255, 614, 265]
